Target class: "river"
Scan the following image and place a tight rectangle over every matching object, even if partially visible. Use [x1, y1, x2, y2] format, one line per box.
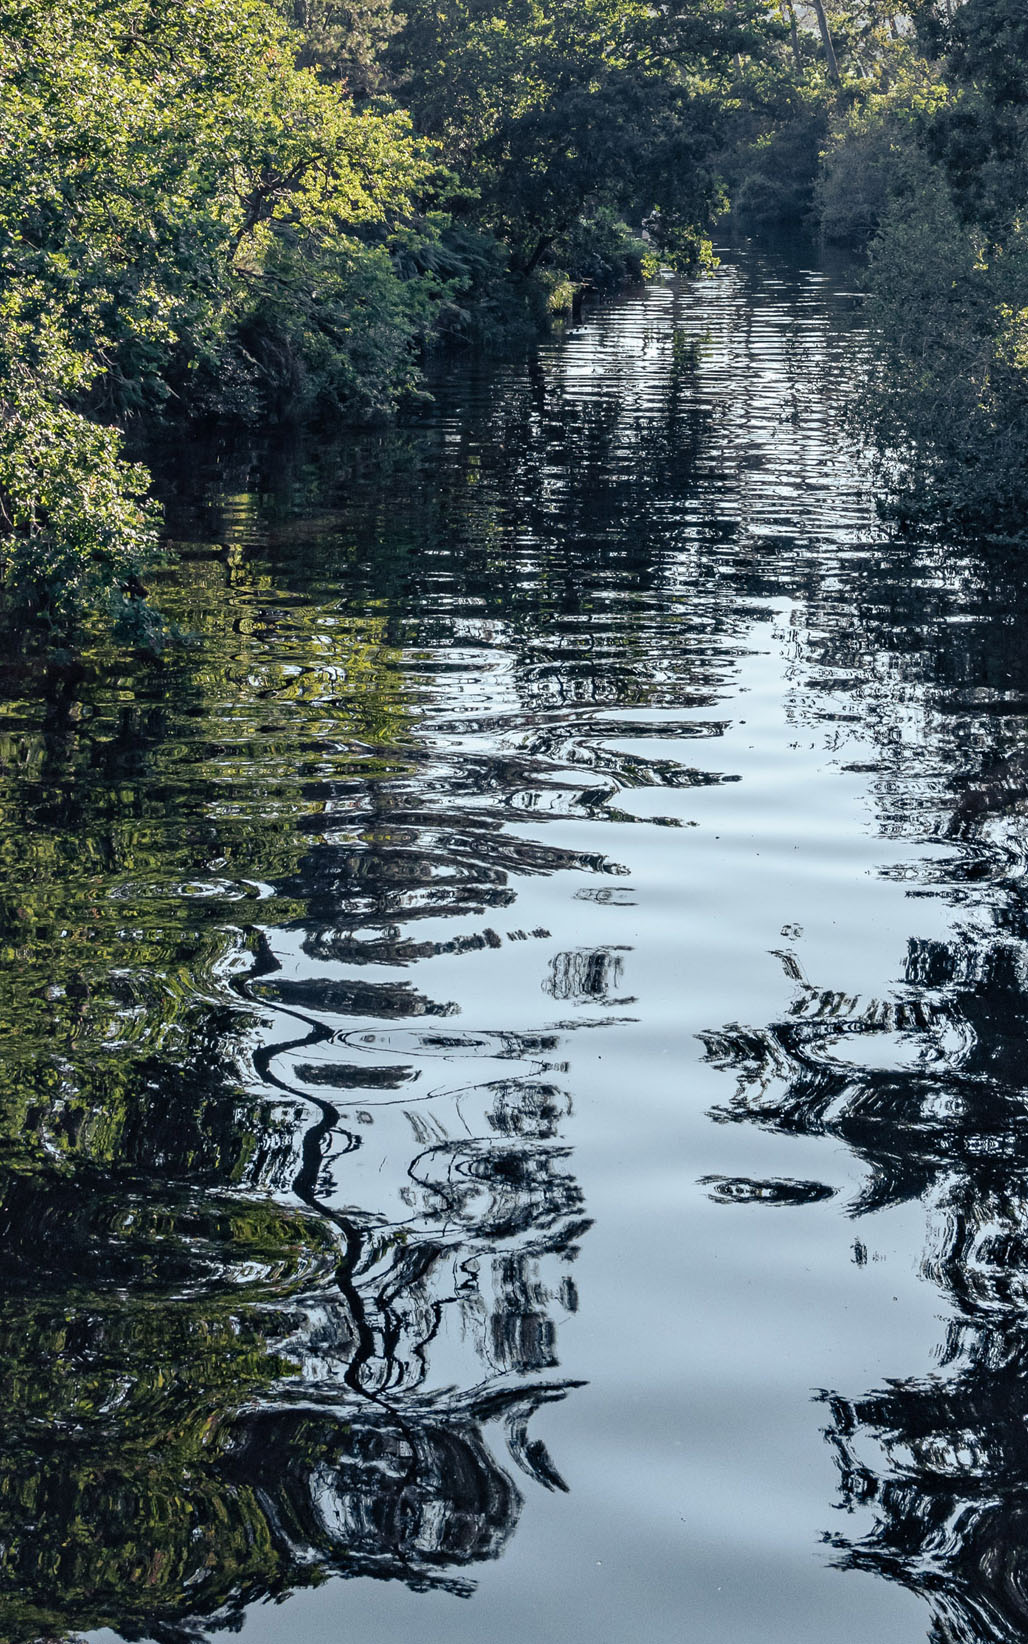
[2, 243, 1026, 1644]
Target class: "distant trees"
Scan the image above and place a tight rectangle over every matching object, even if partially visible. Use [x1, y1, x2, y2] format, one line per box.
[391, 0, 778, 277]
[721, 0, 1028, 530]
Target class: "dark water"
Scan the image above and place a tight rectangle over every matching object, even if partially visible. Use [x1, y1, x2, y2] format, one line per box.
[4, 246, 1028, 1644]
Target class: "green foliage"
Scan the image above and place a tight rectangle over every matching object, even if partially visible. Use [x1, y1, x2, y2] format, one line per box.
[857, 167, 1028, 526]
[817, 109, 910, 244]
[557, 210, 652, 291]
[730, 93, 830, 229]
[0, 341, 162, 631]
[0, 0, 430, 421]
[391, 0, 783, 278]
[831, 0, 1028, 529]
[0, 0, 844, 632]
[922, 2, 1028, 233]
[815, 58, 945, 243]
[283, 0, 402, 93]
[0, 0, 440, 626]
[234, 232, 450, 419]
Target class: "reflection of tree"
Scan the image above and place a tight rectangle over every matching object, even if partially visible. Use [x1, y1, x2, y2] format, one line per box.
[0, 1098, 584, 1641]
[822, 1357, 1028, 1644]
[815, 936, 1028, 1644]
[699, 504, 1028, 1642]
[546, 946, 630, 1002]
[0, 248, 874, 1639]
[0, 1277, 565, 1625]
[0, 490, 589, 1638]
[0, 1296, 534, 1640]
[703, 929, 1028, 1640]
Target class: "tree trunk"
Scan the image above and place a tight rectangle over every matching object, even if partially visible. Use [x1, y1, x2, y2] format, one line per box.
[809, 0, 840, 85]
[781, 0, 802, 71]
[523, 234, 554, 277]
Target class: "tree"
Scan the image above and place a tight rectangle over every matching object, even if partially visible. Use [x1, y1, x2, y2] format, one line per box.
[392, 0, 784, 278]
[0, 0, 443, 626]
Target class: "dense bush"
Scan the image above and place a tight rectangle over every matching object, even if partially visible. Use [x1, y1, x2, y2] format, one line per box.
[817, 104, 918, 244]
[857, 166, 1028, 527]
[730, 98, 830, 230]
[829, 1, 1028, 531]
[0, 0, 440, 627]
[0, 313, 162, 632]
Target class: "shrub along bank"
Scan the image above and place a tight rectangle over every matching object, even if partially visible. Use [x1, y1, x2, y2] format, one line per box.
[799, 2, 1028, 533]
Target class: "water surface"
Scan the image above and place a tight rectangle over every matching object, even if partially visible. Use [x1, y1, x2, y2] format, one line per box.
[2, 247, 1027, 1644]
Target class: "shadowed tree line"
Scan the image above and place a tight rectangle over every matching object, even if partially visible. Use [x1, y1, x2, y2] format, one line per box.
[3, 0, 1027, 639]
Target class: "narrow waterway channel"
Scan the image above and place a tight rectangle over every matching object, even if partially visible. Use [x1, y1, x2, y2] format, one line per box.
[3, 244, 1027, 1644]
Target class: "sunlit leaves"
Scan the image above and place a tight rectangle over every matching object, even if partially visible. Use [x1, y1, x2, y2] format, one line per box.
[0, 0, 441, 624]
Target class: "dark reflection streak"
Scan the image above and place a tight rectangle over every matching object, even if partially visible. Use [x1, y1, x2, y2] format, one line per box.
[378, 1241, 447, 1394]
[254, 993, 436, 1507]
[408, 1143, 465, 1224]
[328, 1218, 427, 1502]
[233, 970, 365, 1170]
[244, 991, 433, 1464]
